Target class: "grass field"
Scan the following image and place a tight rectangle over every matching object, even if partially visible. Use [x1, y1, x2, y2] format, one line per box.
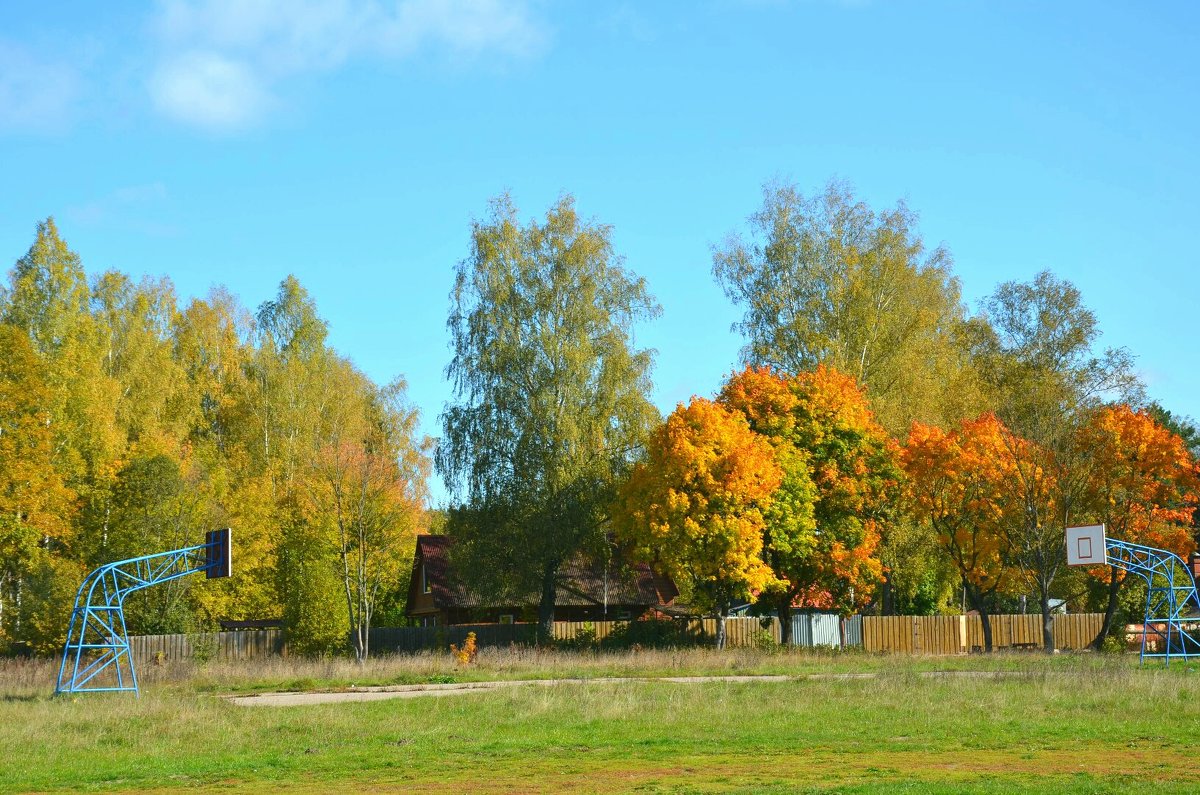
[5, 649, 1200, 793]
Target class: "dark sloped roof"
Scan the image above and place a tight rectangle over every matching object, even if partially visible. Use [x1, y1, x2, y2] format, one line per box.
[413, 535, 677, 611]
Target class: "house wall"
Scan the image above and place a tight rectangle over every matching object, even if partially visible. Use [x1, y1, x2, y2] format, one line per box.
[406, 556, 440, 618]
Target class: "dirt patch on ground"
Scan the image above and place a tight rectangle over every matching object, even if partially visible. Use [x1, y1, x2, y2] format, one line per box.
[225, 670, 1061, 707]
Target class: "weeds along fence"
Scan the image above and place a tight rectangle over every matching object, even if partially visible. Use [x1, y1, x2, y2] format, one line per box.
[374, 618, 778, 652]
[125, 613, 1106, 664]
[127, 618, 785, 664]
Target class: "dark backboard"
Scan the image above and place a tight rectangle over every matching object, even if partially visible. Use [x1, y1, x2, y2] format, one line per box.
[205, 528, 232, 579]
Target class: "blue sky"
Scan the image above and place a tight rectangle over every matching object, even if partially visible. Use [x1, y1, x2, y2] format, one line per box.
[2, 1, 1197, 504]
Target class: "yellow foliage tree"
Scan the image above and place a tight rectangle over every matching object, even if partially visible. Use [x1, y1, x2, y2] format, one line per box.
[613, 397, 781, 648]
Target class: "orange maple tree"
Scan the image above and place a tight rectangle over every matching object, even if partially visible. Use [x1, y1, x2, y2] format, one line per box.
[719, 365, 896, 640]
[1075, 404, 1200, 646]
[785, 365, 898, 612]
[903, 413, 1024, 651]
[613, 397, 782, 648]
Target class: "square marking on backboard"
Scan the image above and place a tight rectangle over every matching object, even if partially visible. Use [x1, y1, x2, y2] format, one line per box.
[1066, 525, 1106, 566]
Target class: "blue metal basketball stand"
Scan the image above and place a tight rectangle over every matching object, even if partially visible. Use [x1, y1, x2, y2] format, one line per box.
[55, 529, 231, 695]
[1103, 537, 1200, 664]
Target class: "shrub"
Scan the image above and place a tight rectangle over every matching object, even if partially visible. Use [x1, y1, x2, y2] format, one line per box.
[601, 618, 705, 650]
[1101, 634, 1126, 654]
[558, 622, 598, 651]
[450, 632, 478, 665]
[189, 633, 219, 664]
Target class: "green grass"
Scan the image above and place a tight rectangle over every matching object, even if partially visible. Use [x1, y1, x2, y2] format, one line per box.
[4, 650, 1200, 793]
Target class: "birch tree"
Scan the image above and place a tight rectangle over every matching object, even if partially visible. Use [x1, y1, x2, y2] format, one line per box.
[713, 180, 981, 435]
[439, 194, 660, 642]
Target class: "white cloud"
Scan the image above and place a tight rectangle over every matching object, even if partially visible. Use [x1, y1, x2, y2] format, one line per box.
[150, 51, 270, 130]
[0, 41, 80, 132]
[148, 0, 548, 131]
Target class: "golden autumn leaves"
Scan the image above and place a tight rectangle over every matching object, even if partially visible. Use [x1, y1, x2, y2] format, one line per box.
[615, 363, 1200, 628]
[615, 395, 782, 611]
[614, 365, 896, 619]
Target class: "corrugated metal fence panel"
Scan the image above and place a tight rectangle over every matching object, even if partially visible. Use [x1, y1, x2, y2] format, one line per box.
[811, 614, 841, 647]
[792, 615, 812, 647]
[790, 614, 842, 647]
[842, 615, 863, 647]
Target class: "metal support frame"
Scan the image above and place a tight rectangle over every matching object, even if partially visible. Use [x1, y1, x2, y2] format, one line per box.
[55, 530, 230, 695]
[1104, 538, 1200, 664]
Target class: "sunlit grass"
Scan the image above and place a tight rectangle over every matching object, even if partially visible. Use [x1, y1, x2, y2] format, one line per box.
[4, 650, 1200, 792]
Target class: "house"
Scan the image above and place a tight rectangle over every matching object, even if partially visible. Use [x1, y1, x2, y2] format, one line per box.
[405, 535, 678, 626]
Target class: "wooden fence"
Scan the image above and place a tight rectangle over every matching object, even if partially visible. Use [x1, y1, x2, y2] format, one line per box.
[127, 617, 781, 663]
[373, 617, 780, 651]
[862, 613, 1104, 654]
[126, 613, 1106, 663]
[129, 629, 286, 666]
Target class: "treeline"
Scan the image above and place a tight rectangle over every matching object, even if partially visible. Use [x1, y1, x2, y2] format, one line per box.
[0, 219, 430, 657]
[4, 181, 1199, 659]
[438, 183, 1200, 651]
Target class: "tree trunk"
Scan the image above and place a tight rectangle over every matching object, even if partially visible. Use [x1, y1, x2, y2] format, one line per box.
[778, 597, 793, 646]
[1039, 586, 1055, 654]
[979, 611, 993, 653]
[1091, 565, 1122, 650]
[715, 603, 729, 650]
[965, 583, 993, 653]
[537, 564, 556, 646]
[880, 570, 897, 616]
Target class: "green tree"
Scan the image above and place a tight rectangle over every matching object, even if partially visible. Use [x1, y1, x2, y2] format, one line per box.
[713, 180, 982, 435]
[2, 218, 90, 355]
[106, 453, 212, 634]
[303, 377, 430, 662]
[974, 271, 1143, 651]
[439, 194, 661, 642]
[276, 495, 350, 656]
[976, 271, 1142, 443]
[251, 274, 335, 491]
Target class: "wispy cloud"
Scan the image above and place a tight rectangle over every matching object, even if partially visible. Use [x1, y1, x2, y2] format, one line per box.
[148, 0, 549, 132]
[0, 41, 80, 133]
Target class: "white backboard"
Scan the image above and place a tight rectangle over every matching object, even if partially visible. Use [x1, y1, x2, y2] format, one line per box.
[1066, 524, 1106, 566]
